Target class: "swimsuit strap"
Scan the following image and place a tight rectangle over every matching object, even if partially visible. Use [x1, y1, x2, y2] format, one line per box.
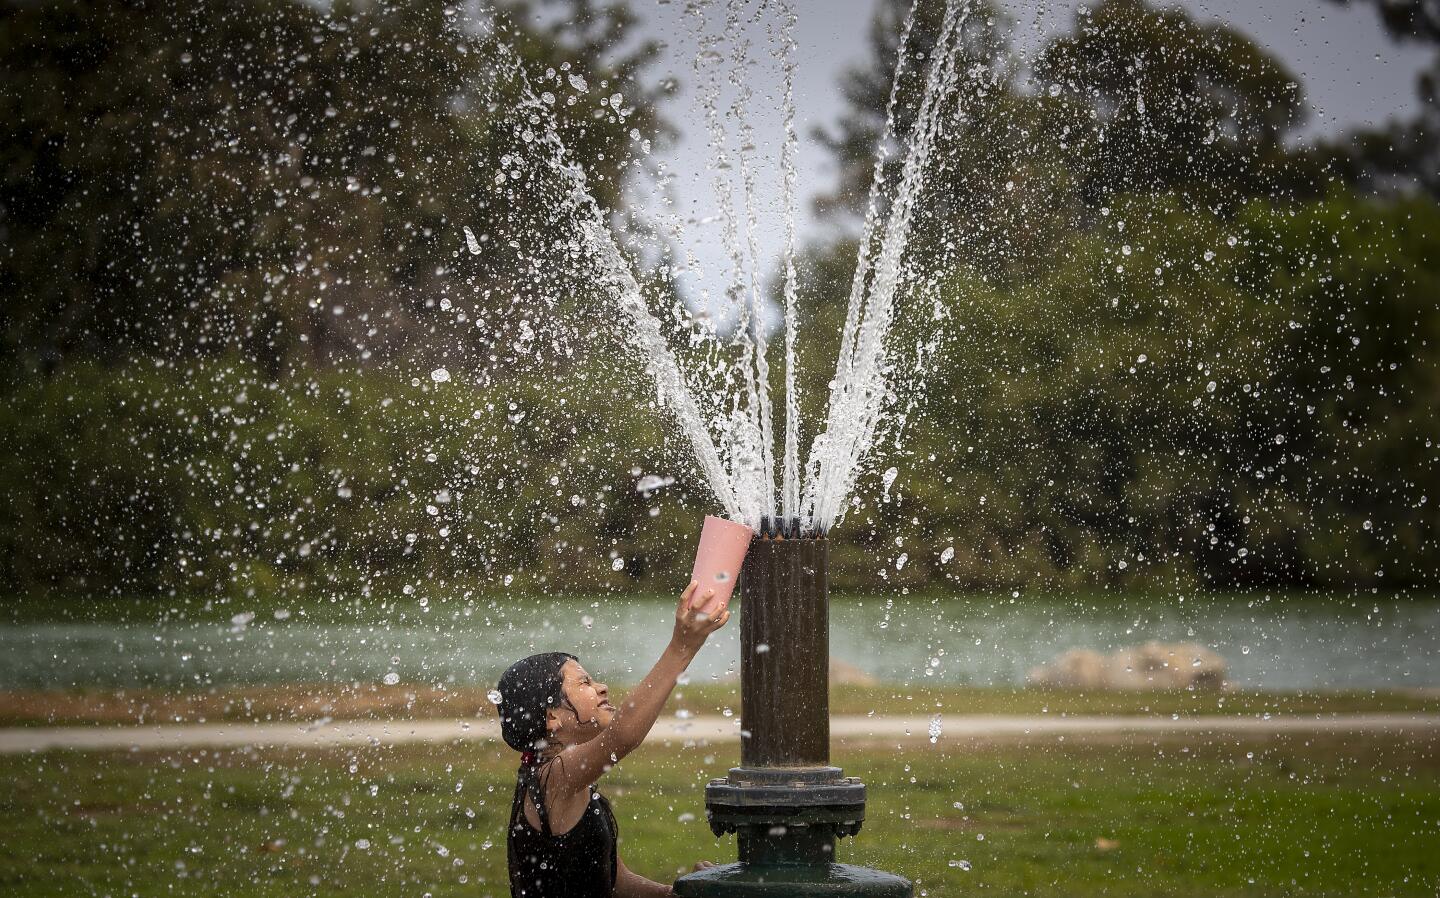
[525, 755, 560, 837]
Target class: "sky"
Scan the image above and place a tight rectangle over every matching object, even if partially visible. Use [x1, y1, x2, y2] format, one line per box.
[616, 0, 1433, 302]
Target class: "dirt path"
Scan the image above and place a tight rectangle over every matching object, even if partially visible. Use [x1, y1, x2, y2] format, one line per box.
[2, 712, 1437, 754]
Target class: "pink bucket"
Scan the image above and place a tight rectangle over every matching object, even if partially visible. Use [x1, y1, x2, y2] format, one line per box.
[690, 515, 753, 616]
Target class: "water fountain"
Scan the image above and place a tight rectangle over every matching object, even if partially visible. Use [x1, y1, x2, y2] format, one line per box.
[676, 519, 911, 897]
[491, 0, 973, 891]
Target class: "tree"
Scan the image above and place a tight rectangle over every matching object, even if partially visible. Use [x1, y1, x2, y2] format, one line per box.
[0, 0, 665, 381]
[1035, 0, 1309, 206]
[811, 0, 1076, 284]
[1321, 0, 1440, 196]
[802, 0, 1318, 338]
[840, 190, 1440, 591]
[795, 0, 1434, 590]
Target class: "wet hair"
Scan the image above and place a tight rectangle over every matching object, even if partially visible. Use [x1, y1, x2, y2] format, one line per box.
[497, 652, 579, 836]
[497, 652, 578, 753]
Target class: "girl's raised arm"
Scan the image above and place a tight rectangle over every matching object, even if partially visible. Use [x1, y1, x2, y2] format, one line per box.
[545, 581, 729, 800]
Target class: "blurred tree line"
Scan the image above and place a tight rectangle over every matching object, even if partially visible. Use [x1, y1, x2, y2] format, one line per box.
[0, 0, 1435, 599]
[797, 0, 1437, 592]
[0, 0, 663, 377]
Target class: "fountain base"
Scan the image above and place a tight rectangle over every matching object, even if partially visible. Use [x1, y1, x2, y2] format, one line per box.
[675, 765, 910, 897]
[674, 861, 912, 898]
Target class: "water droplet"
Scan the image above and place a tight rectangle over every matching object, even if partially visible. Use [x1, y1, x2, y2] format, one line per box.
[881, 467, 899, 499]
[430, 368, 450, 383]
[635, 474, 674, 493]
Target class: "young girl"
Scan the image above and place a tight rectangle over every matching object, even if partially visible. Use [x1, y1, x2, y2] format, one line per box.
[497, 581, 730, 897]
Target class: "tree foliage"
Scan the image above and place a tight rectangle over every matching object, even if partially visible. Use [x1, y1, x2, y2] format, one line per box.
[1321, 0, 1440, 196]
[0, 0, 662, 379]
[848, 191, 1440, 591]
[0, 0, 1435, 597]
[794, 0, 1437, 591]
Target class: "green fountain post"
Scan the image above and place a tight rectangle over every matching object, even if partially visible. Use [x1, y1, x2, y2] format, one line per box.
[674, 519, 912, 897]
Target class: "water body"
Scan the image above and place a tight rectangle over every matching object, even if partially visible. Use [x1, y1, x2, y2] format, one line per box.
[2, 595, 1435, 692]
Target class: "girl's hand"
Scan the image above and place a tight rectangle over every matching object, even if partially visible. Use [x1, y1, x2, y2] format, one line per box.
[691, 860, 718, 872]
[670, 580, 730, 656]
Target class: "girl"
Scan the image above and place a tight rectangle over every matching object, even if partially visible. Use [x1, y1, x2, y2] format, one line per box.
[497, 581, 730, 897]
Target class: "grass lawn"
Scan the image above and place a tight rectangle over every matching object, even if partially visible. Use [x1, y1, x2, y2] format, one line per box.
[2, 682, 1436, 727]
[1, 730, 1435, 897]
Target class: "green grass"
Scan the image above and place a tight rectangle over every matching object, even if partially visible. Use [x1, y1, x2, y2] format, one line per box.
[1, 731, 1436, 896]
[2, 683, 1435, 727]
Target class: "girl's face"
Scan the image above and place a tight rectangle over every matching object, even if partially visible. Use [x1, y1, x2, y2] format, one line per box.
[546, 660, 614, 745]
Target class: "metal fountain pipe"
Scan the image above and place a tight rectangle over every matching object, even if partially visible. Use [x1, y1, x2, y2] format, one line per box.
[675, 516, 911, 896]
[740, 516, 829, 769]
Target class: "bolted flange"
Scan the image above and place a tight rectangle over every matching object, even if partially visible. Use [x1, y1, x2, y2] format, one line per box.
[704, 766, 866, 840]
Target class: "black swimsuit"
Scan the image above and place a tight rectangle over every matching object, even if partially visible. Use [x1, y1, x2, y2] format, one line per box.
[507, 771, 618, 898]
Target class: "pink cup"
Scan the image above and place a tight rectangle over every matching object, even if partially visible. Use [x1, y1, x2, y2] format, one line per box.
[690, 515, 753, 616]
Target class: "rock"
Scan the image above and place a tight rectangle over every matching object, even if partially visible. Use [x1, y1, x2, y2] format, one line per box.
[1027, 641, 1227, 690]
[829, 659, 878, 687]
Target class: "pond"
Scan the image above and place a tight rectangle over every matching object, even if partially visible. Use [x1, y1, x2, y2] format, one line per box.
[2, 593, 1436, 691]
